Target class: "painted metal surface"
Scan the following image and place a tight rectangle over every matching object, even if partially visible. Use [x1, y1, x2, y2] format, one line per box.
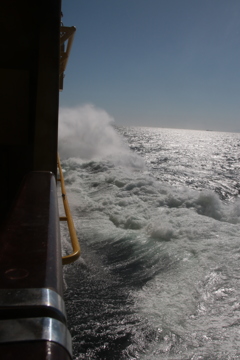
[0, 172, 63, 293]
[1, 342, 72, 360]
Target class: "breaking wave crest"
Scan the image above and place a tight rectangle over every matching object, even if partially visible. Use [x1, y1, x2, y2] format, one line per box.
[59, 104, 144, 169]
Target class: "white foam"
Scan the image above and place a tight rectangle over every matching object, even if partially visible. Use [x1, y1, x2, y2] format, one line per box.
[58, 104, 145, 169]
[60, 125, 240, 359]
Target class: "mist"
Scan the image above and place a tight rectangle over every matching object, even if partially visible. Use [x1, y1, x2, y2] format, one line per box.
[58, 104, 144, 168]
[58, 104, 123, 159]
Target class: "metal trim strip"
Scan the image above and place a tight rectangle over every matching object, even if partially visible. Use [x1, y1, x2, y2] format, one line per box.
[0, 288, 66, 321]
[0, 317, 72, 356]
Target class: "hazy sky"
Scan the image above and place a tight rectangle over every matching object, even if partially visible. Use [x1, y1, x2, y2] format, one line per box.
[60, 0, 240, 132]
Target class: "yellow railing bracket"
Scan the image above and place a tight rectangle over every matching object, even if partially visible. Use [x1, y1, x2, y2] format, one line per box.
[59, 25, 76, 91]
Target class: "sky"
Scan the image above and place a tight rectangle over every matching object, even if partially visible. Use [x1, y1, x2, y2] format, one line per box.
[60, 0, 240, 132]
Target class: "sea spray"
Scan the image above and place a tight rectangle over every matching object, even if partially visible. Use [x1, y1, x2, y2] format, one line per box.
[59, 104, 144, 169]
[59, 104, 119, 159]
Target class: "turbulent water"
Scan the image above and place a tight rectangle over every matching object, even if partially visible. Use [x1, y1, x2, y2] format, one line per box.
[60, 122, 240, 359]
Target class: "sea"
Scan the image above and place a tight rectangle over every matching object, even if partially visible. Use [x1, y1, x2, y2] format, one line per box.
[59, 112, 240, 360]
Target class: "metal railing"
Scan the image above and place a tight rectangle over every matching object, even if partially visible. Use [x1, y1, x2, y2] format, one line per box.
[57, 154, 81, 265]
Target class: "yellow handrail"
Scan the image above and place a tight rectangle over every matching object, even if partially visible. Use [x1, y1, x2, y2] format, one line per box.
[57, 154, 81, 265]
